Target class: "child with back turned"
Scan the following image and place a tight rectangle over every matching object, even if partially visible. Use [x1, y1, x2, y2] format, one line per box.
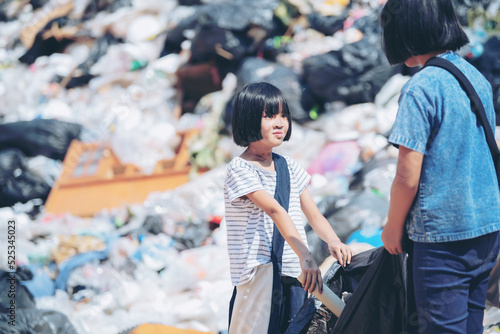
[380, 0, 500, 333]
[224, 82, 352, 334]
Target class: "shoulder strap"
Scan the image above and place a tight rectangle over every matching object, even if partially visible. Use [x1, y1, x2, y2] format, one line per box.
[268, 152, 290, 334]
[423, 57, 500, 187]
[273, 153, 291, 210]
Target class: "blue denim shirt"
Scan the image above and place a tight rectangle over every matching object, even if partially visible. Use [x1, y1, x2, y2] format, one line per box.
[388, 51, 500, 243]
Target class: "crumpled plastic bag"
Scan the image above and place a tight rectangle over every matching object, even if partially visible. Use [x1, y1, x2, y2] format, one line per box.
[286, 247, 417, 334]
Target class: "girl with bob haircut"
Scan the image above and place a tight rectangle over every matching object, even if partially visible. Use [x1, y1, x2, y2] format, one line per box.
[380, 0, 500, 333]
[224, 82, 352, 333]
[231, 81, 293, 147]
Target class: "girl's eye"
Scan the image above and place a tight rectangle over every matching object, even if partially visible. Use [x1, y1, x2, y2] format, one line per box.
[263, 114, 273, 119]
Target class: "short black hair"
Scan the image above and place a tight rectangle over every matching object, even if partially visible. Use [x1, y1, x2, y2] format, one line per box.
[232, 82, 292, 147]
[380, 0, 469, 65]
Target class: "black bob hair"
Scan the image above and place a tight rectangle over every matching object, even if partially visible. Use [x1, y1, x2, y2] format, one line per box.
[380, 0, 469, 65]
[232, 82, 292, 147]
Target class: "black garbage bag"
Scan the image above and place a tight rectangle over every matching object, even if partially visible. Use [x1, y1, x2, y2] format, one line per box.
[335, 62, 400, 105]
[178, 0, 203, 5]
[194, 0, 279, 32]
[301, 35, 399, 109]
[351, 11, 383, 37]
[142, 215, 164, 235]
[18, 17, 76, 65]
[286, 247, 418, 334]
[0, 1, 12, 22]
[331, 248, 416, 334]
[54, 32, 122, 89]
[29, 0, 51, 10]
[190, 25, 255, 65]
[307, 11, 348, 36]
[81, 0, 132, 21]
[189, 18, 289, 77]
[171, 221, 212, 250]
[160, 0, 279, 57]
[0, 148, 52, 207]
[231, 57, 310, 123]
[302, 50, 348, 103]
[125, 215, 165, 239]
[0, 268, 78, 334]
[301, 11, 401, 110]
[0, 119, 82, 160]
[160, 13, 200, 57]
[0, 309, 78, 334]
[0, 269, 36, 312]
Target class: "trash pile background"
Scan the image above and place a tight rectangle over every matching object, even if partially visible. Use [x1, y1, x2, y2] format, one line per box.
[0, 0, 499, 333]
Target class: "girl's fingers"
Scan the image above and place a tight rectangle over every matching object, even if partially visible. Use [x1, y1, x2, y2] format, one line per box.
[308, 273, 316, 293]
[346, 248, 352, 265]
[340, 252, 346, 267]
[335, 249, 344, 267]
[303, 272, 311, 292]
[341, 249, 347, 267]
[331, 245, 354, 267]
[303, 271, 323, 294]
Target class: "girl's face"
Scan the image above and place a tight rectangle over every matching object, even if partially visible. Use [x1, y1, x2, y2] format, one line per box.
[259, 107, 289, 148]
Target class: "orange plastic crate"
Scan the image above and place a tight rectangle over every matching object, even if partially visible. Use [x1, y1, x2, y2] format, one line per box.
[45, 129, 205, 217]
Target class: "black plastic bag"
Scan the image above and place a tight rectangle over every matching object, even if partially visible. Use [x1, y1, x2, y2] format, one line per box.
[0, 269, 36, 312]
[0, 268, 78, 334]
[194, 0, 279, 32]
[0, 119, 81, 160]
[336, 62, 401, 105]
[18, 17, 76, 65]
[233, 57, 310, 123]
[286, 247, 418, 334]
[307, 11, 348, 36]
[178, 0, 203, 5]
[301, 12, 402, 109]
[190, 26, 255, 65]
[54, 32, 122, 89]
[301, 36, 398, 108]
[29, 0, 51, 10]
[332, 248, 416, 334]
[0, 148, 52, 207]
[0, 309, 78, 334]
[160, 14, 200, 57]
[160, 0, 279, 57]
[171, 221, 212, 250]
[81, 0, 132, 21]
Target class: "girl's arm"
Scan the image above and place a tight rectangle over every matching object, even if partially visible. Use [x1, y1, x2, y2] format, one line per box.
[300, 188, 353, 267]
[246, 189, 323, 293]
[381, 146, 423, 255]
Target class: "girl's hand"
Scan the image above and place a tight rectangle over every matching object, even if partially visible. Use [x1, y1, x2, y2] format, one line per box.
[299, 253, 323, 294]
[381, 221, 403, 255]
[328, 239, 353, 267]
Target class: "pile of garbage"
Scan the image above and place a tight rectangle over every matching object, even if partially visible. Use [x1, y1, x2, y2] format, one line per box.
[0, 0, 499, 333]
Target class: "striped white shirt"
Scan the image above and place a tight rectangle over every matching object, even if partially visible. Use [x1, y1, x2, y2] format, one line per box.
[224, 155, 311, 286]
